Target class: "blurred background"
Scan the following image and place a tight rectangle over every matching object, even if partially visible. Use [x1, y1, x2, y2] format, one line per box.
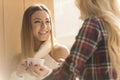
[54, 0, 82, 49]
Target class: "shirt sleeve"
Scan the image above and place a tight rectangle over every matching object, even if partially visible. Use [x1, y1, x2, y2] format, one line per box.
[43, 17, 101, 80]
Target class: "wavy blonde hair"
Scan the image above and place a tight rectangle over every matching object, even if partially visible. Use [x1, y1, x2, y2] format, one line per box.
[21, 4, 55, 59]
[75, 0, 120, 79]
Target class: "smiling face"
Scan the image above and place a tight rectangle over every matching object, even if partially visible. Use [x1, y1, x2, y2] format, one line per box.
[31, 10, 51, 42]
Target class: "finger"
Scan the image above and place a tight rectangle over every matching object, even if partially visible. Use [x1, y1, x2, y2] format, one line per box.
[58, 58, 65, 62]
[27, 62, 38, 75]
[29, 69, 40, 77]
[28, 66, 42, 78]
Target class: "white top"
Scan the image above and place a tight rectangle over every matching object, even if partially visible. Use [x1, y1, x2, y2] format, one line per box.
[34, 39, 59, 69]
[9, 40, 60, 80]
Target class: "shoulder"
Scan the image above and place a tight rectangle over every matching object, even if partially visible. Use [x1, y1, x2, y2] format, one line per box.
[54, 44, 69, 54]
[84, 16, 101, 27]
[82, 16, 102, 31]
[50, 43, 70, 62]
[86, 16, 101, 22]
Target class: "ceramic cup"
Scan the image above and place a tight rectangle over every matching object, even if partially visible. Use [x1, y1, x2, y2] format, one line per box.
[26, 58, 45, 65]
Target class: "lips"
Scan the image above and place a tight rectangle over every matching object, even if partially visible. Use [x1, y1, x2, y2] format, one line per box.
[38, 31, 48, 35]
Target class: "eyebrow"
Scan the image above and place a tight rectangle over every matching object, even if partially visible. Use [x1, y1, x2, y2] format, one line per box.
[33, 18, 41, 20]
[33, 18, 50, 21]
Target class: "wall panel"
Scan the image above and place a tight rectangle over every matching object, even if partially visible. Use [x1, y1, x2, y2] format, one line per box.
[3, 0, 24, 79]
[0, 0, 5, 79]
[0, 0, 4, 65]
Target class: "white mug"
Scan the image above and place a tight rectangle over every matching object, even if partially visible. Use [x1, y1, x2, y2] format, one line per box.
[26, 58, 45, 65]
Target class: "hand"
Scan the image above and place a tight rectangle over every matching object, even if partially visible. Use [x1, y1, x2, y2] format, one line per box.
[16, 60, 28, 77]
[57, 58, 65, 66]
[27, 62, 50, 79]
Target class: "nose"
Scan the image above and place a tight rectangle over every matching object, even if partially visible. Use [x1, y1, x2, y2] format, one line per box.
[41, 22, 47, 29]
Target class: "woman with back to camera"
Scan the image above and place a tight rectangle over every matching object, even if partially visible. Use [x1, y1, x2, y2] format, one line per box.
[10, 4, 69, 80]
[36, 0, 120, 80]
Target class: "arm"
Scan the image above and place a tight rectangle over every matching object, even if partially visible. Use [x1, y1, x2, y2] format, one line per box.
[43, 17, 101, 80]
[51, 44, 70, 62]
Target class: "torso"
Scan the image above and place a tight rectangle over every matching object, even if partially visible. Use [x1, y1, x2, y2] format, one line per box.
[77, 16, 117, 80]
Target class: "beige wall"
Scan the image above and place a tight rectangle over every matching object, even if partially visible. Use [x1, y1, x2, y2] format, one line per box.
[0, 0, 54, 79]
[0, 0, 5, 79]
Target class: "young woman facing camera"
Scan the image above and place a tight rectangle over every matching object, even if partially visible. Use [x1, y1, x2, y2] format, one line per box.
[10, 4, 69, 80]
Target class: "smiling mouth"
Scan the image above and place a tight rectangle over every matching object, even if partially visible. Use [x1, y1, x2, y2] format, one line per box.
[38, 31, 48, 35]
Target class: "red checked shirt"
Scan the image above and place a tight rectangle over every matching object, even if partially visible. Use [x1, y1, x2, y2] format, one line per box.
[44, 16, 117, 80]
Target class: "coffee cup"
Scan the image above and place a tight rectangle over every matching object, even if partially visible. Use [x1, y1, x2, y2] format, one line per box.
[27, 58, 44, 65]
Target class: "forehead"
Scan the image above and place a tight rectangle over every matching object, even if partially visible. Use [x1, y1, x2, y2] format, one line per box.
[31, 10, 50, 20]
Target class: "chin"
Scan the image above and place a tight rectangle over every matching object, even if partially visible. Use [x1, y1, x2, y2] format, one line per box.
[39, 37, 49, 41]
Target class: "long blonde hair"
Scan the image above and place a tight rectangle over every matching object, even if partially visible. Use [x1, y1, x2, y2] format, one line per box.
[21, 4, 55, 60]
[75, 0, 120, 79]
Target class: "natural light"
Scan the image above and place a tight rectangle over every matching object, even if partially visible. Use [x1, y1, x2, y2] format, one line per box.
[54, 0, 82, 49]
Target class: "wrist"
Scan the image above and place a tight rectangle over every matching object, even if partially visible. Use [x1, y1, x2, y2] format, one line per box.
[41, 69, 53, 80]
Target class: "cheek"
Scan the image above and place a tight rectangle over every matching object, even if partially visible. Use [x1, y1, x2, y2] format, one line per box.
[32, 24, 40, 31]
[32, 27, 39, 36]
[49, 26, 52, 31]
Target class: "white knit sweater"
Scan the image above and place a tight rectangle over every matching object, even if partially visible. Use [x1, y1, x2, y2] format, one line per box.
[10, 40, 60, 80]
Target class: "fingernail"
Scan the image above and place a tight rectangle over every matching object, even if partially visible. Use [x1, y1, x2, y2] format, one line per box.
[34, 64, 38, 66]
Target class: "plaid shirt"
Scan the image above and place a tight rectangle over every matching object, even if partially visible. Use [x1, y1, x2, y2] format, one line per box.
[44, 16, 117, 80]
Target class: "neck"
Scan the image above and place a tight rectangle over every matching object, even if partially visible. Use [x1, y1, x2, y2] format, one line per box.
[34, 39, 44, 52]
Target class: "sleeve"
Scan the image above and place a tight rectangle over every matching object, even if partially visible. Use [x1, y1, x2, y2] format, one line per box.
[9, 71, 24, 80]
[43, 17, 101, 80]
